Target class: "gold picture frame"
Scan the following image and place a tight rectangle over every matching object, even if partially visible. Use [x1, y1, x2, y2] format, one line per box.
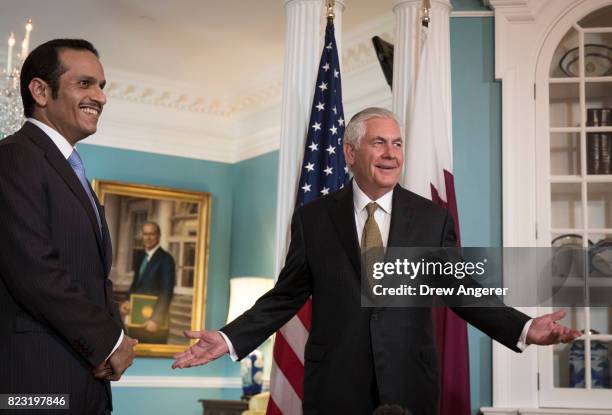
[93, 179, 211, 357]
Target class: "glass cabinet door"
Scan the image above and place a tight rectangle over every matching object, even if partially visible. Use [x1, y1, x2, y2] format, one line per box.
[542, 4, 612, 406]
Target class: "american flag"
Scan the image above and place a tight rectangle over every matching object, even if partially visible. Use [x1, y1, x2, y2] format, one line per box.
[266, 21, 349, 415]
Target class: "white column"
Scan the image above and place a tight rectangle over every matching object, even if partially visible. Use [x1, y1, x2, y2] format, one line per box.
[274, 0, 344, 276]
[392, 0, 452, 135]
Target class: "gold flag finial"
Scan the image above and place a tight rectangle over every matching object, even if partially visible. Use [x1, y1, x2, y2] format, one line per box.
[326, 0, 335, 24]
[421, 0, 431, 27]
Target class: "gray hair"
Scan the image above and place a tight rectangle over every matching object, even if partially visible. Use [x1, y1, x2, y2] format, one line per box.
[344, 107, 399, 149]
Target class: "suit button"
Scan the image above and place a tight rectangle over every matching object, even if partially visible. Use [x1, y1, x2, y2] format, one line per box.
[371, 313, 378, 320]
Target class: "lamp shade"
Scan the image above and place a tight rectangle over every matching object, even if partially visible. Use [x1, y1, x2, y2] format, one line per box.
[227, 277, 274, 324]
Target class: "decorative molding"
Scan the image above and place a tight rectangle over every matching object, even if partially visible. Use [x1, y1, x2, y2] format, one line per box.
[113, 376, 272, 390]
[486, 0, 547, 23]
[113, 376, 242, 389]
[105, 70, 284, 118]
[481, 409, 612, 415]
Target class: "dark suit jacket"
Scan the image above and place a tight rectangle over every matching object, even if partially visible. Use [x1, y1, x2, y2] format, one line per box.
[0, 122, 123, 414]
[129, 247, 175, 325]
[222, 183, 530, 415]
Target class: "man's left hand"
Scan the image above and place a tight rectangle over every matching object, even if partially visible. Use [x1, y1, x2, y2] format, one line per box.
[526, 309, 582, 345]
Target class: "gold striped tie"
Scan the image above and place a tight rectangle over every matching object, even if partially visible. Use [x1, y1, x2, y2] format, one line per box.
[362, 202, 384, 290]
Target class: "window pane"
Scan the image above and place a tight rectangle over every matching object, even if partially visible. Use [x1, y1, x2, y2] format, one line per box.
[551, 27, 579, 78]
[583, 33, 612, 78]
[590, 340, 611, 388]
[183, 243, 196, 267]
[551, 132, 581, 175]
[550, 83, 580, 127]
[587, 183, 612, 229]
[552, 183, 583, 228]
[182, 268, 194, 288]
[579, 5, 612, 29]
[589, 308, 611, 336]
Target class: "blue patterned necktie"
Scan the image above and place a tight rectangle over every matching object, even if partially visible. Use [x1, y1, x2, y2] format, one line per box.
[67, 149, 102, 236]
[138, 254, 149, 279]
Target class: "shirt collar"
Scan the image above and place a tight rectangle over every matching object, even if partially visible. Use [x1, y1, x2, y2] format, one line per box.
[145, 245, 160, 258]
[26, 118, 74, 160]
[353, 180, 393, 214]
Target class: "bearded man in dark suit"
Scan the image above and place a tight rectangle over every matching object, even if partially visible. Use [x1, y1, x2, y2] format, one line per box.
[172, 107, 580, 415]
[0, 39, 137, 415]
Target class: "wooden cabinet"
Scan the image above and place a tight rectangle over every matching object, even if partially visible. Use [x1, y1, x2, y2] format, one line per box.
[199, 399, 248, 415]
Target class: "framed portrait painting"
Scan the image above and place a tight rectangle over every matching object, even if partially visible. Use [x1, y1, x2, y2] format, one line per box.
[93, 180, 211, 357]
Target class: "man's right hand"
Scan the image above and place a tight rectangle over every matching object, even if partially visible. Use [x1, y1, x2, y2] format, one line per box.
[171, 330, 229, 369]
[119, 301, 131, 318]
[108, 335, 138, 381]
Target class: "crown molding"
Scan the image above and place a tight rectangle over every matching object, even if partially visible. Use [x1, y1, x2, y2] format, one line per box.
[485, 0, 546, 22]
[451, 10, 494, 17]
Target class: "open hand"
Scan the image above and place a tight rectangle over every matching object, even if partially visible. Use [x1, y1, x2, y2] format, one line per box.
[172, 330, 229, 369]
[526, 309, 582, 345]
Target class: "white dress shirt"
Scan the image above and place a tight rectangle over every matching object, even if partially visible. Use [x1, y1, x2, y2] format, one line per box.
[220, 179, 531, 359]
[26, 118, 124, 360]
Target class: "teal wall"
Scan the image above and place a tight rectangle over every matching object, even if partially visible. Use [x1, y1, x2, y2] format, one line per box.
[229, 152, 279, 278]
[450, 16, 500, 415]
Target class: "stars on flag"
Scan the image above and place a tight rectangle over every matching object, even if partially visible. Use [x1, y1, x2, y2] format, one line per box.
[295, 22, 348, 208]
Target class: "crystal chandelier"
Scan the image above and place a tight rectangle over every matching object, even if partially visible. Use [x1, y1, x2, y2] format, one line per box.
[0, 20, 32, 139]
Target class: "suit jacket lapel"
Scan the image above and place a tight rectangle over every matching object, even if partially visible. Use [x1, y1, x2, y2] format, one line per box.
[329, 182, 361, 276]
[22, 123, 107, 264]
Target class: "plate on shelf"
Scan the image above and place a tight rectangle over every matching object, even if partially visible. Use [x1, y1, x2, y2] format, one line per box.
[560, 44, 612, 77]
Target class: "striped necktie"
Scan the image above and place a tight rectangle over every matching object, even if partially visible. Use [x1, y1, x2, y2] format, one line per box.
[67, 149, 102, 236]
[362, 202, 384, 289]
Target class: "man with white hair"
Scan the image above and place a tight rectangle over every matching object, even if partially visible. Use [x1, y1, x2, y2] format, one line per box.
[173, 107, 579, 415]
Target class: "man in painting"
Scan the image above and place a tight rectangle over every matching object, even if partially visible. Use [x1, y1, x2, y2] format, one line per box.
[120, 221, 176, 344]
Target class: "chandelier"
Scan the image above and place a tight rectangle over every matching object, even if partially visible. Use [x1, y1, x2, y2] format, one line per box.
[0, 20, 32, 139]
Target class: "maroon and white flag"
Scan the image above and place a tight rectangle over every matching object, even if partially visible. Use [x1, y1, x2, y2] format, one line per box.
[402, 23, 471, 415]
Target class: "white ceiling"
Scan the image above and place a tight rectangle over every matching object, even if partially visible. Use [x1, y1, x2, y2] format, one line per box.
[1, 0, 395, 98]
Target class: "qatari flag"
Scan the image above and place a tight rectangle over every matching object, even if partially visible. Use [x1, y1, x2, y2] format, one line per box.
[401, 23, 470, 415]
